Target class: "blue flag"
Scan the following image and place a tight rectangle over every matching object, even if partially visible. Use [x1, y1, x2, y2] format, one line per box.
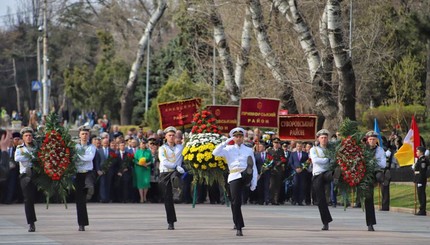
[373, 118, 384, 148]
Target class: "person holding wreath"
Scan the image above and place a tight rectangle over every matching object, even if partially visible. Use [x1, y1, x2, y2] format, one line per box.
[15, 127, 37, 232]
[75, 125, 97, 231]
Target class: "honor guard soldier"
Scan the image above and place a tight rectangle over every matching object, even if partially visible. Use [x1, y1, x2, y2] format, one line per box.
[75, 125, 97, 231]
[15, 127, 37, 232]
[365, 131, 387, 231]
[309, 129, 335, 231]
[158, 126, 185, 230]
[267, 137, 286, 205]
[414, 146, 428, 216]
[213, 127, 257, 236]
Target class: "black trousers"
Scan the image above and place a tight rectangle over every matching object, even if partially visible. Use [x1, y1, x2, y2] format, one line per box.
[229, 178, 245, 229]
[380, 183, 390, 211]
[364, 184, 376, 226]
[160, 172, 177, 224]
[313, 173, 332, 225]
[269, 173, 282, 204]
[75, 173, 89, 226]
[20, 174, 37, 224]
[417, 180, 427, 213]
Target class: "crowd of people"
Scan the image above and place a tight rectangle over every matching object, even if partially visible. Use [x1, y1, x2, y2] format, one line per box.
[0, 113, 429, 235]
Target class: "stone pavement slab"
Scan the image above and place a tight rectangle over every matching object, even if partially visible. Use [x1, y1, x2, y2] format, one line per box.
[1, 203, 429, 245]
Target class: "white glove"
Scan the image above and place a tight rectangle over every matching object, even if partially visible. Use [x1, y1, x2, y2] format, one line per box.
[250, 184, 256, 192]
[176, 165, 185, 174]
[385, 150, 391, 158]
[225, 137, 235, 145]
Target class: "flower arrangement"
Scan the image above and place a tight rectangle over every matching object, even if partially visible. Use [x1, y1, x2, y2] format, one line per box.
[336, 136, 366, 187]
[302, 158, 311, 171]
[182, 110, 228, 195]
[328, 118, 377, 209]
[120, 152, 134, 172]
[31, 113, 77, 208]
[38, 130, 71, 181]
[191, 110, 219, 134]
[259, 154, 273, 175]
[101, 151, 118, 174]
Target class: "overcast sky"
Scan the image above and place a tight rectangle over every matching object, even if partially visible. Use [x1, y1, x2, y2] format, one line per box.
[0, 0, 18, 28]
[0, 0, 18, 17]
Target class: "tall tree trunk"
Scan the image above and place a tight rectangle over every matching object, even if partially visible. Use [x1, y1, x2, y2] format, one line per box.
[120, 0, 167, 125]
[272, 0, 321, 80]
[209, 0, 240, 103]
[426, 40, 430, 115]
[248, 0, 298, 113]
[234, 7, 252, 93]
[273, 0, 337, 130]
[327, 0, 356, 121]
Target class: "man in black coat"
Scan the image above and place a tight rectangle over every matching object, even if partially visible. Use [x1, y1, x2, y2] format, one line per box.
[414, 146, 428, 216]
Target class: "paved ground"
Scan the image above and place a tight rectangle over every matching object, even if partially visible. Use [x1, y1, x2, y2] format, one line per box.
[1, 202, 429, 245]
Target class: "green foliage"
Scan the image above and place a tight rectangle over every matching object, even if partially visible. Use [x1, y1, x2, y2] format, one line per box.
[382, 53, 425, 105]
[64, 31, 129, 119]
[361, 104, 426, 132]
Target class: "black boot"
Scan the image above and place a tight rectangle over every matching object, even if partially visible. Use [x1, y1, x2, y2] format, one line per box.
[321, 223, 329, 231]
[236, 228, 243, 236]
[368, 225, 374, 231]
[168, 223, 175, 230]
[79, 225, 85, 231]
[28, 223, 35, 232]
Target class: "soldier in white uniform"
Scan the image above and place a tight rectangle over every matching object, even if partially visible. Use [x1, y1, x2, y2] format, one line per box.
[75, 125, 97, 231]
[309, 129, 333, 231]
[213, 127, 257, 236]
[158, 126, 184, 230]
[14, 127, 37, 232]
[364, 131, 386, 231]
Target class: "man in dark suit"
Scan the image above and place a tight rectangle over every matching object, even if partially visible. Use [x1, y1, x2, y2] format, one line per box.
[96, 138, 119, 203]
[288, 142, 308, 206]
[115, 142, 133, 203]
[254, 141, 270, 205]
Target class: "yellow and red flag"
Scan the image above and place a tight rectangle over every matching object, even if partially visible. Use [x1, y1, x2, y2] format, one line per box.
[394, 116, 420, 167]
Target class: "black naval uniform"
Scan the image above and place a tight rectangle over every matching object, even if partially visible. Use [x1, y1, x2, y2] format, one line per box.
[414, 155, 429, 215]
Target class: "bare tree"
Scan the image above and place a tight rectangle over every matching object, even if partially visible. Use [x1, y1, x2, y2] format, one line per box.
[248, 0, 298, 113]
[120, 0, 167, 124]
[326, 0, 356, 121]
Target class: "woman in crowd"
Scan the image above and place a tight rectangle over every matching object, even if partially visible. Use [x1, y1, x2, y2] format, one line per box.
[134, 140, 153, 203]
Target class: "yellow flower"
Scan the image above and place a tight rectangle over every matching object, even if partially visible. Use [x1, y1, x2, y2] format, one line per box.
[182, 147, 189, 155]
[193, 163, 199, 169]
[190, 146, 198, 153]
[188, 153, 194, 161]
[207, 143, 215, 150]
[138, 158, 147, 166]
[197, 153, 205, 163]
[201, 164, 207, 170]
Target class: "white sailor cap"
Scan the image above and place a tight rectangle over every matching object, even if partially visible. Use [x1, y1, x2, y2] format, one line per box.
[78, 125, 91, 132]
[20, 127, 34, 135]
[316, 129, 330, 137]
[163, 126, 177, 134]
[365, 131, 379, 138]
[229, 127, 246, 137]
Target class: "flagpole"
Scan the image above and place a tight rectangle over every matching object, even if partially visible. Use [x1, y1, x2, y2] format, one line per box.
[414, 181, 417, 214]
